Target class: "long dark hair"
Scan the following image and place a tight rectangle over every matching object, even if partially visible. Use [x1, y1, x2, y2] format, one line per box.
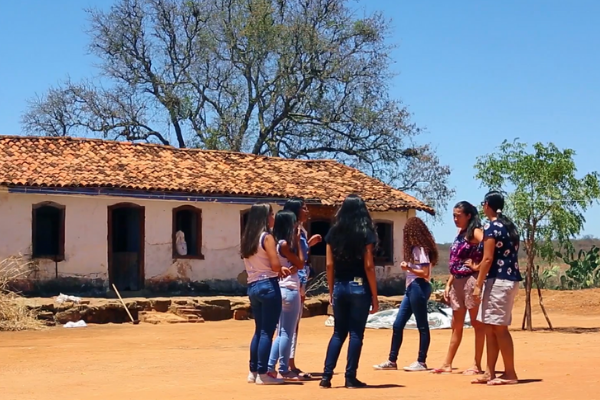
[273, 210, 297, 250]
[403, 217, 439, 266]
[283, 198, 304, 220]
[327, 194, 377, 261]
[454, 201, 482, 242]
[240, 203, 272, 258]
[484, 191, 520, 246]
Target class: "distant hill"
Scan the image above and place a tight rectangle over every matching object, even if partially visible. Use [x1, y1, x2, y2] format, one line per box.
[432, 238, 599, 276]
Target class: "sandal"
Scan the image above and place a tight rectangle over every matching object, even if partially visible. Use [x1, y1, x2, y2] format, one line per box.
[291, 368, 313, 379]
[279, 371, 302, 381]
[430, 367, 452, 374]
[462, 368, 483, 376]
[471, 376, 491, 384]
[487, 378, 518, 386]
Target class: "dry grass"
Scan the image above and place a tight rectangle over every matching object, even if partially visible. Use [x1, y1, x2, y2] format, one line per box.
[0, 255, 45, 331]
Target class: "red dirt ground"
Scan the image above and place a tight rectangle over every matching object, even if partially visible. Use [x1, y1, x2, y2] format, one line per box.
[2, 289, 599, 400]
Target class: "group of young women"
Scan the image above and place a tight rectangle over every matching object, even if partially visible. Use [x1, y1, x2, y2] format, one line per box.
[241, 190, 522, 388]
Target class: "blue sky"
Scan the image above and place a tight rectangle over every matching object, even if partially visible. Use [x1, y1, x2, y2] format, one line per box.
[1, 0, 599, 243]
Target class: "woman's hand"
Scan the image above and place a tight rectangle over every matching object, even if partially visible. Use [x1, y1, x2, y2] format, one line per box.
[444, 284, 451, 301]
[370, 296, 379, 314]
[280, 267, 292, 278]
[473, 285, 482, 301]
[329, 293, 334, 306]
[400, 261, 409, 271]
[308, 234, 322, 247]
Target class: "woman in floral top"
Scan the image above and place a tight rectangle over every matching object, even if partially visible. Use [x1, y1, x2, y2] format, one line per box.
[469, 191, 522, 386]
[432, 201, 485, 375]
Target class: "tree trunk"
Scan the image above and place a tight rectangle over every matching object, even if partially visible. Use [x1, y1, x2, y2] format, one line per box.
[534, 272, 553, 330]
[524, 261, 533, 331]
[523, 237, 535, 331]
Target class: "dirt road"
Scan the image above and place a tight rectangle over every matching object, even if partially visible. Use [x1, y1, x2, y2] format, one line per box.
[2, 289, 598, 400]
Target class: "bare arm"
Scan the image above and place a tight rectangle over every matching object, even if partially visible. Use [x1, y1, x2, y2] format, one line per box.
[308, 234, 322, 247]
[407, 264, 430, 279]
[475, 238, 496, 289]
[444, 274, 454, 301]
[326, 244, 335, 298]
[464, 228, 485, 271]
[279, 241, 303, 272]
[296, 231, 305, 264]
[364, 244, 378, 300]
[472, 228, 484, 243]
[263, 234, 284, 274]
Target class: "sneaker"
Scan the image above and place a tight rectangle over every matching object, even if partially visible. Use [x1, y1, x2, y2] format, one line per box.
[256, 372, 285, 385]
[247, 371, 257, 383]
[373, 360, 398, 370]
[403, 361, 427, 371]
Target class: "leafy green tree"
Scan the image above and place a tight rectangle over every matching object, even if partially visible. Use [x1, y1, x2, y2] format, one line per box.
[20, 0, 452, 211]
[474, 139, 600, 331]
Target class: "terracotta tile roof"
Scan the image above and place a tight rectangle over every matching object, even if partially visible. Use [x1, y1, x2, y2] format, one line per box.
[0, 135, 434, 214]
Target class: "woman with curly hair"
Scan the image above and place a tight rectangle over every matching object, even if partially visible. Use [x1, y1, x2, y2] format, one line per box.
[374, 216, 438, 372]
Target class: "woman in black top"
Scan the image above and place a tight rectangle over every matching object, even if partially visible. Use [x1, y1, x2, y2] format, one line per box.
[319, 194, 379, 389]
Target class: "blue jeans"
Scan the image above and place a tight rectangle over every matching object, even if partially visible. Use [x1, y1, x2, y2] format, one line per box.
[268, 287, 302, 373]
[248, 277, 282, 374]
[389, 278, 432, 363]
[323, 280, 372, 379]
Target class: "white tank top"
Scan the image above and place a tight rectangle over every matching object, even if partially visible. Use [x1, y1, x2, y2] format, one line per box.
[245, 232, 279, 284]
[277, 240, 300, 290]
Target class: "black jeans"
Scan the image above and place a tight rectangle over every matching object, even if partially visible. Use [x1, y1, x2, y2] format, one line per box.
[323, 280, 372, 379]
[389, 278, 432, 363]
[248, 277, 282, 374]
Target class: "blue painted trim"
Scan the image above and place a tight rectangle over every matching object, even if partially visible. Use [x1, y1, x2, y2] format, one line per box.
[6, 185, 322, 206]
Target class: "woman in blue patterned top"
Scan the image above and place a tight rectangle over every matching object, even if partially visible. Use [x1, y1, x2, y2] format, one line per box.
[283, 198, 322, 379]
[467, 190, 522, 386]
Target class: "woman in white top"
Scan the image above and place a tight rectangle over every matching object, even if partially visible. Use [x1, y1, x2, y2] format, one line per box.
[267, 210, 306, 380]
[241, 204, 291, 386]
[374, 217, 439, 372]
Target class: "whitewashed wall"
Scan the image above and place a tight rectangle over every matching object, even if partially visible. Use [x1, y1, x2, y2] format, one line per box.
[0, 191, 280, 283]
[0, 190, 413, 287]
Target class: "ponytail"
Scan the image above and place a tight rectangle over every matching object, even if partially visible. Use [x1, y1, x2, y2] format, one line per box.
[464, 204, 482, 242]
[496, 212, 520, 247]
[483, 190, 520, 246]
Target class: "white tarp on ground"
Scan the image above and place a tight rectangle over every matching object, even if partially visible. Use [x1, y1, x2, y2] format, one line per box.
[324, 306, 472, 330]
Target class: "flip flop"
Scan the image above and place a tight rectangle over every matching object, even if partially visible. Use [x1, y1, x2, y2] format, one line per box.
[462, 368, 483, 376]
[430, 368, 452, 374]
[279, 372, 302, 381]
[471, 376, 490, 384]
[487, 378, 518, 386]
[291, 368, 313, 379]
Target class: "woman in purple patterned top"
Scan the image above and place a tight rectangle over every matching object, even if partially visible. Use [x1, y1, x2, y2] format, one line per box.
[432, 201, 486, 375]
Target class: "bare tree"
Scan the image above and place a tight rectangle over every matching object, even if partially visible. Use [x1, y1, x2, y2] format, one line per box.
[22, 0, 453, 211]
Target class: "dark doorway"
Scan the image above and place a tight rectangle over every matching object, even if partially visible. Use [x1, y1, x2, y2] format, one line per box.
[108, 203, 145, 291]
[308, 219, 331, 275]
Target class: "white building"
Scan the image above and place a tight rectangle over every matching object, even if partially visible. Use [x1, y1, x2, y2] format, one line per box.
[0, 136, 434, 296]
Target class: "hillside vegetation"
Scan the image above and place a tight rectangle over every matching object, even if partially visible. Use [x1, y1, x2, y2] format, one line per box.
[433, 237, 599, 275]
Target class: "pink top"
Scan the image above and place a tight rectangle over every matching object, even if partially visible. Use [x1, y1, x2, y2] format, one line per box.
[245, 232, 279, 284]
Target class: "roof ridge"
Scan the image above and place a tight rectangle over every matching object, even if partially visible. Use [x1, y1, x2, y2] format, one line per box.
[0, 134, 434, 214]
[0, 135, 341, 163]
